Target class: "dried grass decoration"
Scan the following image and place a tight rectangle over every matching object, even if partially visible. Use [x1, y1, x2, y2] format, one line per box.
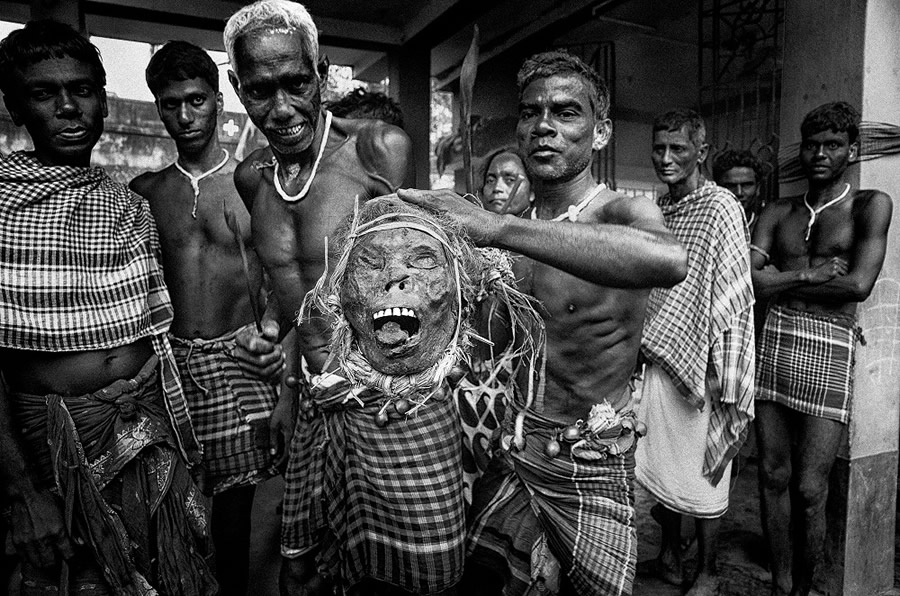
[298, 195, 545, 426]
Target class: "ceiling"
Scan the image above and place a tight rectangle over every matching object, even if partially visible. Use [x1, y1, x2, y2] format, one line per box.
[3, 0, 630, 83]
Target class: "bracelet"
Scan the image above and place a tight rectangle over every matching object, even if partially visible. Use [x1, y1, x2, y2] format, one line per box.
[749, 244, 771, 265]
[462, 193, 483, 208]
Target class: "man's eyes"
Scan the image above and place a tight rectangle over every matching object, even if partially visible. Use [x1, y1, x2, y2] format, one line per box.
[410, 254, 438, 269]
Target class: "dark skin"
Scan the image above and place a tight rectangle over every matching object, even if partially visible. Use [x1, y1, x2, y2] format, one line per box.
[645, 124, 727, 596]
[404, 73, 687, 596]
[228, 29, 412, 596]
[129, 74, 288, 596]
[0, 56, 152, 572]
[751, 128, 892, 596]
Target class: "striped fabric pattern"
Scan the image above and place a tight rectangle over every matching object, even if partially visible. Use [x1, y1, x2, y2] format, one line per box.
[170, 325, 278, 490]
[466, 409, 637, 596]
[641, 180, 756, 485]
[756, 304, 857, 423]
[0, 151, 200, 464]
[281, 375, 465, 594]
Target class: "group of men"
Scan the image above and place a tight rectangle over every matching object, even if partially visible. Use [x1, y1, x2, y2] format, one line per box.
[0, 1, 891, 596]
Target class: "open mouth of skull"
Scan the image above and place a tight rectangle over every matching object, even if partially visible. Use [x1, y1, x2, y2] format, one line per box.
[372, 307, 421, 347]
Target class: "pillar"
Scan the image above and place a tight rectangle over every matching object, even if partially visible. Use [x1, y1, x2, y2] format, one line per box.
[31, 0, 85, 33]
[780, 1, 900, 594]
[389, 43, 432, 189]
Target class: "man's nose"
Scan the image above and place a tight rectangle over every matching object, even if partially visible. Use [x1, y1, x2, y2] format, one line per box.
[177, 104, 193, 125]
[384, 263, 411, 292]
[56, 90, 81, 117]
[532, 112, 555, 136]
[272, 89, 294, 120]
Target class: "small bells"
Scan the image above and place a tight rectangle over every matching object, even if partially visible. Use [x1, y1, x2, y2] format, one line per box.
[544, 438, 561, 458]
[373, 398, 413, 427]
[394, 398, 411, 416]
[374, 410, 390, 427]
[561, 424, 581, 442]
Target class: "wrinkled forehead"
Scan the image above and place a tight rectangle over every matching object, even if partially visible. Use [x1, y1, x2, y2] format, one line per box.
[232, 29, 314, 75]
[489, 153, 526, 174]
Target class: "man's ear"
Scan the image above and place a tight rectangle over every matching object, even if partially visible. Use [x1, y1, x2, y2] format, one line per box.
[317, 56, 330, 90]
[697, 142, 709, 164]
[849, 142, 859, 161]
[228, 70, 241, 98]
[216, 91, 224, 115]
[99, 88, 108, 119]
[592, 118, 612, 151]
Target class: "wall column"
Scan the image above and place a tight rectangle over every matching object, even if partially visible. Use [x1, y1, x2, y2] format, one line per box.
[389, 43, 432, 189]
[31, 0, 85, 33]
[780, 1, 900, 594]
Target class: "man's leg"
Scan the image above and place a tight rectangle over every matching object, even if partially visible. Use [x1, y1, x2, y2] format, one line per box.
[756, 401, 795, 596]
[643, 503, 683, 585]
[211, 484, 256, 596]
[280, 552, 334, 596]
[790, 414, 844, 596]
[686, 516, 721, 596]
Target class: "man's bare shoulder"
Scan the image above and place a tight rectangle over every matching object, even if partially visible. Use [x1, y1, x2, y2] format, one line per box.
[336, 117, 412, 190]
[853, 188, 893, 227]
[129, 166, 173, 199]
[234, 147, 273, 205]
[593, 190, 667, 229]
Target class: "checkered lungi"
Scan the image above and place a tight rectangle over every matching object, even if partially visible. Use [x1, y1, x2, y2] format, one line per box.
[756, 304, 860, 424]
[466, 408, 637, 596]
[281, 373, 465, 594]
[170, 325, 277, 493]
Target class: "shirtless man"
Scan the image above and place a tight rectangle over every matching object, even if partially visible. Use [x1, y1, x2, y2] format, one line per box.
[0, 20, 214, 595]
[130, 40, 285, 596]
[223, 1, 413, 593]
[399, 50, 687, 596]
[752, 101, 892, 596]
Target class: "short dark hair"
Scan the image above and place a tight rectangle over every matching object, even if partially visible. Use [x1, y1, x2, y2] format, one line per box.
[653, 108, 707, 147]
[146, 40, 219, 96]
[517, 50, 610, 120]
[712, 149, 764, 183]
[325, 88, 404, 128]
[0, 20, 106, 99]
[800, 101, 860, 144]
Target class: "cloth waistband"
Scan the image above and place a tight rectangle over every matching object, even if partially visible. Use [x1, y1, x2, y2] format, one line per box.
[169, 325, 247, 353]
[768, 303, 858, 328]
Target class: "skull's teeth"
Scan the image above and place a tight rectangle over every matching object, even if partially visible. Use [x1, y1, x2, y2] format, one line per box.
[373, 307, 417, 320]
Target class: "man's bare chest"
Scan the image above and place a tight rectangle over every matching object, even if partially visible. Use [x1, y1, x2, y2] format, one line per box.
[775, 202, 856, 260]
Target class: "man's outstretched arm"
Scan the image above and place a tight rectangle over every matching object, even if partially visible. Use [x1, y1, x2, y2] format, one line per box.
[397, 188, 687, 288]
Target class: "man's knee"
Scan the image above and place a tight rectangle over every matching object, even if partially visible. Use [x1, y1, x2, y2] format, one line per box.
[796, 472, 830, 511]
[758, 459, 791, 493]
[280, 554, 333, 596]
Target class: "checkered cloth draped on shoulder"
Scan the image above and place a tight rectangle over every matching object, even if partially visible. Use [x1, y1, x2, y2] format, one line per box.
[281, 374, 465, 594]
[756, 304, 858, 424]
[0, 152, 200, 464]
[641, 180, 756, 485]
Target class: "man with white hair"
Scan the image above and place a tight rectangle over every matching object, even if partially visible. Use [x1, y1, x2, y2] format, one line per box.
[224, 1, 416, 594]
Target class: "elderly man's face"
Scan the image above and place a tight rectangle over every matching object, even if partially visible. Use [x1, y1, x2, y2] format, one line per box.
[651, 125, 707, 187]
[229, 30, 321, 156]
[5, 56, 107, 167]
[341, 227, 458, 375]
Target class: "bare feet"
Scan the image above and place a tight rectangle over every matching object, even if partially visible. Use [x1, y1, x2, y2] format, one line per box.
[636, 557, 683, 586]
[685, 572, 719, 596]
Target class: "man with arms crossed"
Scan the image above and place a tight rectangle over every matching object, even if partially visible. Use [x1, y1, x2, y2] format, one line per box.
[0, 21, 214, 595]
[636, 109, 755, 596]
[223, 1, 415, 594]
[130, 40, 285, 596]
[399, 50, 688, 596]
[752, 101, 892, 596]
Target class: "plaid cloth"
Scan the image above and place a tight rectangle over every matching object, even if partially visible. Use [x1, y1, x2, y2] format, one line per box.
[10, 356, 216, 596]
[756, 304, 858, 424]
[642, 180, 756, 485]
[170, 325, 278, 493]
[281, 373, 465, 594]
[466, 407, 637, 596]
[0, 152, 200, 465]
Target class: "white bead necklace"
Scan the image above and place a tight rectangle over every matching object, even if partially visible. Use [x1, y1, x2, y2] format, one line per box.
[803, 183, 851, 241]
[530, 183, 606, 222]
[273, 111, 332, 202]
[173, 148, 230, 219]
